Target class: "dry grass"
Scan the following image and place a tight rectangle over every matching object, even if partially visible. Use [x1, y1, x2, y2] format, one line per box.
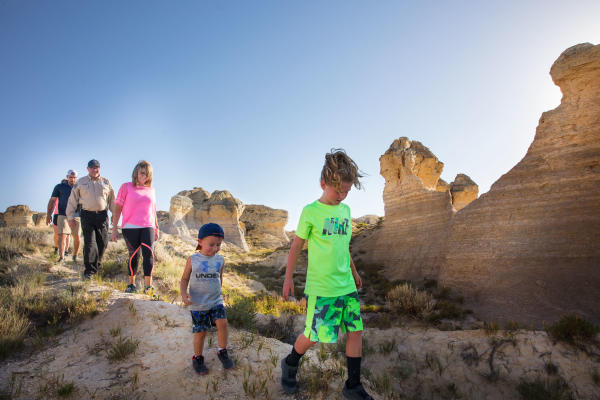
[0, 228, 109, 359]
[386, 283, 435, 317]
[0, 227, 49, 261]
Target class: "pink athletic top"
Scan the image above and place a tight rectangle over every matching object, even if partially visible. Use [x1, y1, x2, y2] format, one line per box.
[115, 182, 157, 228]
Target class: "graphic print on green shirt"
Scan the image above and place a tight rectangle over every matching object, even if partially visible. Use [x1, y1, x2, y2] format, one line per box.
[296, 201, 356, 297]
[322, 217, 350, 236]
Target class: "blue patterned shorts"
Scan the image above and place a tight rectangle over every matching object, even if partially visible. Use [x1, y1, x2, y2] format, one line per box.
[190, 304, 227, 333]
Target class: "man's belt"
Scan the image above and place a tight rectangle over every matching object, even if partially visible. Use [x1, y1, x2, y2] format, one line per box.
[82, 209, 107, 214]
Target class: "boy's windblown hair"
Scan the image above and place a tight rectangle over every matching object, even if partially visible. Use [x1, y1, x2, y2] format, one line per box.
[320, 148, 364, 190]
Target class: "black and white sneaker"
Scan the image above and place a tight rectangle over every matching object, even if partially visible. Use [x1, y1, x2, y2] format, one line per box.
[217, 349, 234, 369]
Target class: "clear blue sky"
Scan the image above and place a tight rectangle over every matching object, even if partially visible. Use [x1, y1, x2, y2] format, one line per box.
[1, 1, 598, 229]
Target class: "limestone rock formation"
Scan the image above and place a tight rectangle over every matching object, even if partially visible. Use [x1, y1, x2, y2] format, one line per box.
[440, 43, 600, 325]
[166, 188, 249, 251]
[32, 213, 47, 227]
[449, 174, 478, 211]
[3, 205, 34, 227]
[240, 205, 289, 248]
[436, 178, 450, 192]
[0, 212, 5, 227]
[361, 138, 469, 280]
[353, 215, 380, 226]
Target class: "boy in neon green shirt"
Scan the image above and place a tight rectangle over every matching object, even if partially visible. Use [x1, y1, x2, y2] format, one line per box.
[281, 149, 373, 400]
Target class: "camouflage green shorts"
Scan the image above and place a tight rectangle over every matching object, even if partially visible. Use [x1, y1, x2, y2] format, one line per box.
[304, 291, 363, 343]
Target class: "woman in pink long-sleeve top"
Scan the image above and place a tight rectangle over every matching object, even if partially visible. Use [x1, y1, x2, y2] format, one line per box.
[111, 160, 159, 294]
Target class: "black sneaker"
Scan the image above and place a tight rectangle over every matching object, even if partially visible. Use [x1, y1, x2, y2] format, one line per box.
[72, 254, 77, 262]
[125, 284, 139, 293]
[57, 257, 64, 263]
[217, 349, 234, 369]
[342, 383, 374, 400]
[54, 247, 58, 255]
[192, 355, 208, 375]
[65, 249, 70, 256]
[280, 358, 298, 394]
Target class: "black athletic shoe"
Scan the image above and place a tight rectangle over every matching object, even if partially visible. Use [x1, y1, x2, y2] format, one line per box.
[217, 349, 234, 369]
[57, 257, 64, 263]
[342, 383, 374, 400]
[54, 247, 58, 255]
[192, 355, 208, 375]
[125, 284, 139, 293]
[65, 249, 70, 256]
[72, 254, 77, 262]
[280, 358, 298, 394]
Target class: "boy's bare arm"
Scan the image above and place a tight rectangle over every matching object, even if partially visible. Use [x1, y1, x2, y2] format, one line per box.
[282, 235, 305, 300]
[349, 253, 363, 290]
[180, 257, 193, 305]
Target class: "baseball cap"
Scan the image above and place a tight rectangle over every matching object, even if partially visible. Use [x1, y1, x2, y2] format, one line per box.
[198, 223, 224, 239]
[88, 159, 100, 168]
[67, 169, 77, 176]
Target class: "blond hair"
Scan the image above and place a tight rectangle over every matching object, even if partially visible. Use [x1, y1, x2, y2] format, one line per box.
[132, 160, 153, 187]
[320, 148, 363, 190]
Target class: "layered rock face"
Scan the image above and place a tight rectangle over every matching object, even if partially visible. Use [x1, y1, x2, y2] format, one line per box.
[440, 43, 600, 325]
[32, 213, 47, 227]
[361, 138, 477, 280]
[240, 205, 289, 248]
[166, 188, 248, 251]
[449, 174, 478, 211]
[3, 205, 35, 227]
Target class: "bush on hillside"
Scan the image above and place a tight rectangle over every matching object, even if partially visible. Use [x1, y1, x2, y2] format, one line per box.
[385, 283, 434, 317]
[546, 315, 599, 345]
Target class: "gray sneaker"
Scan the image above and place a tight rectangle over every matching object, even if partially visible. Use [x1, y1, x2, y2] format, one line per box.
[280, 358, 298, 394]
[342, 383, 374, 400]
[217, 349, 234, 369]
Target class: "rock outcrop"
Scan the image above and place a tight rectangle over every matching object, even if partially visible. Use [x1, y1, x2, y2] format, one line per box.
[355, 43, 600, 326]
[240, 205, 289, 248]
[449, 174, 478, 211]
[440, 43, 600, 325]
[3, 205, 35, 227]
[32, 213, 47, 227]
[166, 188, 249, 251]
[357, 138, 477, 280]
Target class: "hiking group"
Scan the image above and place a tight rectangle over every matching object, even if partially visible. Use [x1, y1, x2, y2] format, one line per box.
[47, 149, 373, 399]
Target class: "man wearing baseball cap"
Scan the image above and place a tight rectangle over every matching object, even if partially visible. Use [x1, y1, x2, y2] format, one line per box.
[46, 169, 79, 262]
[66, 159, 115, 279]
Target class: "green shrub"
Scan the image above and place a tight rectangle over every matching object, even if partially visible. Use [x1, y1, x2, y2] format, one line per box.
[223, 289, 257, 329]
[546, 315, 599, 344]
[425, 300, 465, 323]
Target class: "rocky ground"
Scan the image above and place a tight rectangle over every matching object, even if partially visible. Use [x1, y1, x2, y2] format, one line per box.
[1, 231, 599, 399]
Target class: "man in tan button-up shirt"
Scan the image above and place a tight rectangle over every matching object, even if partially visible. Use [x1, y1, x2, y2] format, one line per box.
[66, 159, 115, 279]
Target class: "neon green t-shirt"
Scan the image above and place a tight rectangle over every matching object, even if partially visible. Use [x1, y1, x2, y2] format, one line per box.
[296, 200, 355, 297]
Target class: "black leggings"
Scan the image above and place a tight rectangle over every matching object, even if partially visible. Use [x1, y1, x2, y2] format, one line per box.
[122, 228, 155, 277]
